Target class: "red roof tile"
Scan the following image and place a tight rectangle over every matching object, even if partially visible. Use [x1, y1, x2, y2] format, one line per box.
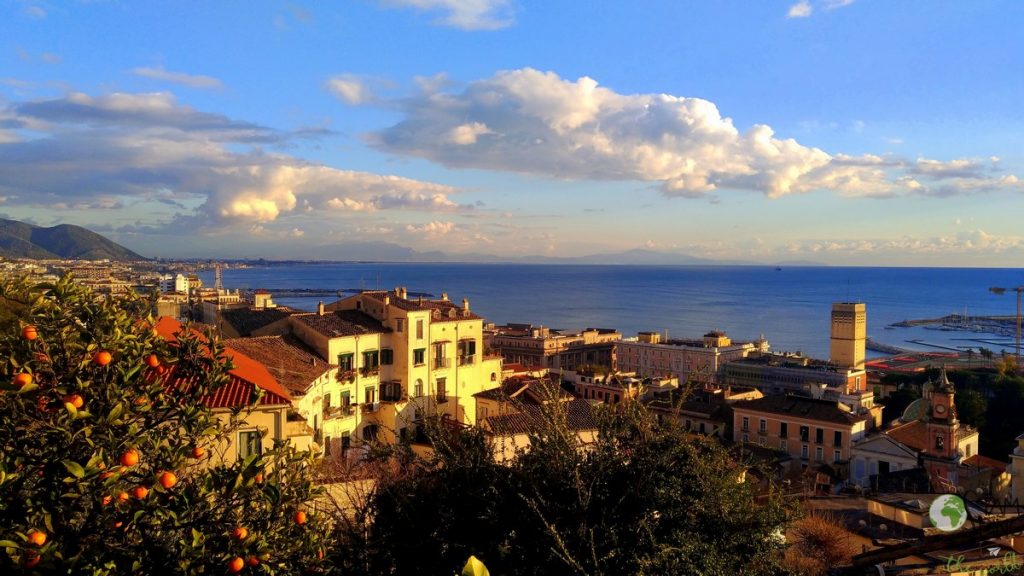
[962, 454, 1007, 473]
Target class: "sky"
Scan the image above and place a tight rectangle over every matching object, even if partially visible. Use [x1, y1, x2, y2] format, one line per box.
[1, 0, 1023, 266]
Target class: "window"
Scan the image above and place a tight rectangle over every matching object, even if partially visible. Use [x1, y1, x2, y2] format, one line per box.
[414, 379, 424, 397]
[759, 418, 767, 433]
[742, 416, 749, 432]
[381, 349, 393, 365]
[362, 350, 380, 370]
[322, 393, 331, 412]
[395, 318, 404, 333]
[833, 450, 841, 463]
[436, 377, 447, 402]
[936, 435, 944, 450]
[413, 348, 426, 366]
[325, 436, 332, 456]
[416, 319, 424, 340]
[365, 387, 376, 405]
[363, 425, 378, 442]
[966, 444, 972, 458]
[815, 447, 823, 462]
[801, 444, 809, 459]
[699, 422, 706, 434]
[341, 391, 351, 410]
[758, 437, 766, 447]
[341, 432, 350, 452]
[458, 339, 477, 364]
[480, 406, 489, 420]
[780, 440, 788, 452]
[742, 434, 749, 443]
[779, 422, 788, 438]
[684, 419, 692, 430]
[338, 353, 354, 371]
[238, 430, 262, 460]
[381, 381, 403, 402]
[490, 372, 497, 382]
[799, 425, 809, 442]
[815, 428, 824, 445]
[834, 430, 843, 447]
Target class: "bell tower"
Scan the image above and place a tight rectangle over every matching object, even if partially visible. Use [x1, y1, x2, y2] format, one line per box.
[923, 368, 960, 486]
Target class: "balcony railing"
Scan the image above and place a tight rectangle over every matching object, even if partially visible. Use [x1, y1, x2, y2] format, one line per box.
[362, 402, 380, 414]
[360, 366, 380, 377]
[434, 358, 450, 369]
[337, 370, 355, 383]
[458, 354, 476, 366]
[435, 393, 448, 403]
[324, 405, 356, 419]
[381, 385, 407, 403]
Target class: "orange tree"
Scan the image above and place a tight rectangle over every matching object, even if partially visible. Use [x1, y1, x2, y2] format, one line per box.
[0, 276, 331, 574]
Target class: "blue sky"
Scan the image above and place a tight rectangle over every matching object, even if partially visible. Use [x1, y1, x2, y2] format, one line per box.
[2, 0, 1023, 265]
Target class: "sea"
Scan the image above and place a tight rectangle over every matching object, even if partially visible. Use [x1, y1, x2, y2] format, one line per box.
[198, 263, 1024, 361]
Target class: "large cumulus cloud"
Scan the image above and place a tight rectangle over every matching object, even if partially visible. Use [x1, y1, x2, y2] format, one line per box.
[370, 68, 1020, 199]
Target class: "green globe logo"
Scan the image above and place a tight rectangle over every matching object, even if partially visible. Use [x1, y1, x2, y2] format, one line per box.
[929, 494, 967, 532]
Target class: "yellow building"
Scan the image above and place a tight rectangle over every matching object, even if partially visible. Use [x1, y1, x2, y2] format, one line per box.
[284, 288, 502, 454]
[1011, 433, 1024, 503]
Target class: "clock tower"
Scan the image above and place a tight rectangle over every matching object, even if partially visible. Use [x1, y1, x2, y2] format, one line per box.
[923, 368, 960, 486]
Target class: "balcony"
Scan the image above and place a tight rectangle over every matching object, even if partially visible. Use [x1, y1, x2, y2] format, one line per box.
[360, 366, 380, 378]
[458, 354, 476, 366]
[337, 370, 356, 383]
[362, 402, 380, 414]
[434, 358, 450, 370]
[324, 405, 356, 419]
[435, 393, 448, 403]
[381, 383, 407, 403]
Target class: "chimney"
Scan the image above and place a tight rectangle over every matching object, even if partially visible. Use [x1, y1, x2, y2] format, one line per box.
[384, 295, 390, 306]
[317, 301, 325, 316]
[401, 287, 408, 299]
[441, 292, 449, 301]
[462, 298, 470, 312]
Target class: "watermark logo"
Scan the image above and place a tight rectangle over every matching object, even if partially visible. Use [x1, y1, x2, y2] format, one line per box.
[929, 494, 967, 532]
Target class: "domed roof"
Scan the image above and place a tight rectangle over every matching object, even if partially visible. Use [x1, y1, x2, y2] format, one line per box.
[901, 398, 927, 423]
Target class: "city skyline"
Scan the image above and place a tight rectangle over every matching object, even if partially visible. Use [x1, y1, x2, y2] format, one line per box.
[2, 1, 1023, 266]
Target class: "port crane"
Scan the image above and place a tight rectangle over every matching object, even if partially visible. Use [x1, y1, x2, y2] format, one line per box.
[988, 285, 1023, 367]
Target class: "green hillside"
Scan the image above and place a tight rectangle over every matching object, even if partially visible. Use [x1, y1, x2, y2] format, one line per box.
[0, 218, 146, 261]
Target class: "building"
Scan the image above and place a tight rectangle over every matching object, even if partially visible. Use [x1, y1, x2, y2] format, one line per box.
[720, 352, 868, 399]
[731, 394, 873, 472]
[1011, 433, 1024, 503]
[153, 317, 311, 464]
[160, 273, 189, 294]
[485, 324, 620, 372]
[849, 434, 920, 488]
[645, 386, 762, 438]
[284, 288, 504, 446]
[830, 302, 866, 370]
[617, 330, 768, 384]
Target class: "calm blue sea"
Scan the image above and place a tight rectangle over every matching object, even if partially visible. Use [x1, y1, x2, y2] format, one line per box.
[199, 264, 1024, 360]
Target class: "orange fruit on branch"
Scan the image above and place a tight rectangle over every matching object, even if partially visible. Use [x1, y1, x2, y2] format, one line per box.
[145, 354, 160, 368]
[158, 471, 177, 489]
[232, 526, 249, 540]
[14, 373, 32, 388]
[27, 530, 46, 546]
[190, 446, 205, 459]
[21, 325, 38, 340]
[119, 449, 139, 467]
[117, 491, 130, 503]
[93, 350, 112, 366]
[228, 556, 245, 573]
[63, 394, 84, 409]
[293, 510, 308, 525]
[132, 486, 149, 499]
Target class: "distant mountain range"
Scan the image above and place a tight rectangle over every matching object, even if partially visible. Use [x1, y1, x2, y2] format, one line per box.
[0, 218, 145, 261]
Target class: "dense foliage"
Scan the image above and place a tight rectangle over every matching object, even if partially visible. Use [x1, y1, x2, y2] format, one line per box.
[336, 398, 791, 576]
[0, 276, 330, 574]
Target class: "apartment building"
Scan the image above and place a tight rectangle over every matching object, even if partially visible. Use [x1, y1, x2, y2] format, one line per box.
[485, 324, 620, 371]
[617, 330, 767, 384]
[732, 394, 871, 469]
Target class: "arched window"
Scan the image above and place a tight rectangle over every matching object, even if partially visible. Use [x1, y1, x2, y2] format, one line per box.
[490, 372, 497, 382]
[935, 435, 944, 450]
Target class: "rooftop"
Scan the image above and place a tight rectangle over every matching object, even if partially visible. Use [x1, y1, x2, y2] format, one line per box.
[220, 306, 294, 336]
[293, 310, 391, 338]
[733, 394, 868, 425]
[363, 290, 483, 321]
[483, 398, 597, 436]
[224, 335, 333, 396]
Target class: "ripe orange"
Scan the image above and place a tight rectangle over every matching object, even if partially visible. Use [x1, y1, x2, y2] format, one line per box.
[190, 446, 205, 459]
[93, 350, 112, 366]
[253, 472, 264, 484]
[145, 354, 160, 368]
[317, 548, 324, 560]
[27, 530, 46, 546]
[101, 495, 112, 506]
[117, 491, 130, 503]
[232, 526, 249, 540]
[228, 556, 245, 573]
[158, 471, 177, 489]
[14, 373, 32, 388]
[132, 486, 149, 499]
[113, 521, 123, 529]
[24, 552, 40, 568]
[247, 556, 260, 566]
[22, 325, 38, 341]
[293, 510, 308, 525]
[63, 394, 84, 409]
[120, 449, 139, 467]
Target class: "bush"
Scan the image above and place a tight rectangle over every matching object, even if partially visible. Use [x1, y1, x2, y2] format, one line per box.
[0, 276, 331, 574]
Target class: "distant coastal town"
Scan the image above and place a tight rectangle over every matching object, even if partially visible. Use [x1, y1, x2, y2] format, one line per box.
[5, 257, 1024, 573]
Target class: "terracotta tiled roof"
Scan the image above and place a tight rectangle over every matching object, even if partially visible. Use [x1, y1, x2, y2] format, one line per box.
[152, 317, 292, 407]
[885, 420, 927, 452]
[293, 310, 390, 338]
[733, 394, 868, 426]
[474, 377, 572, 403]
[221, 307, 293, 336]
[483, 399, 596, 436]
[160, 368, 291, 409]
[224, 335, 333, 396]
[962, 454, 1008, 473]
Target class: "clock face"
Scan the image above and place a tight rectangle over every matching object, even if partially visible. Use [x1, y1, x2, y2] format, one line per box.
[935, 404, 946, 414]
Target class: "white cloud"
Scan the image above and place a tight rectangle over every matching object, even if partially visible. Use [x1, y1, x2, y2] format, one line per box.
[823, 0, 855, 9]
[787, 1, 812, 18]
[446, 122, 492, 145]
[405, 220, 455, 236]
[0, 90, 463, 230]
[326, 74, 375, 105]
[381, 0, 514, 30]
[369, 68, 1021, 201]
[131, 66, 223, 90]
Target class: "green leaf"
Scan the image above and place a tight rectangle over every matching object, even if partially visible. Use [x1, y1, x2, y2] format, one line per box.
[461, 555, 490, 576]
[0, 539, 21, 549]
[107, 402, 124, 423]
[62, 459, 85, 478]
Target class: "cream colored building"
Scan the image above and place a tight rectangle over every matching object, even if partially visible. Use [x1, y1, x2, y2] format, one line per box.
[617, 330, 768, 384]
[283, 288, 502, 452]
